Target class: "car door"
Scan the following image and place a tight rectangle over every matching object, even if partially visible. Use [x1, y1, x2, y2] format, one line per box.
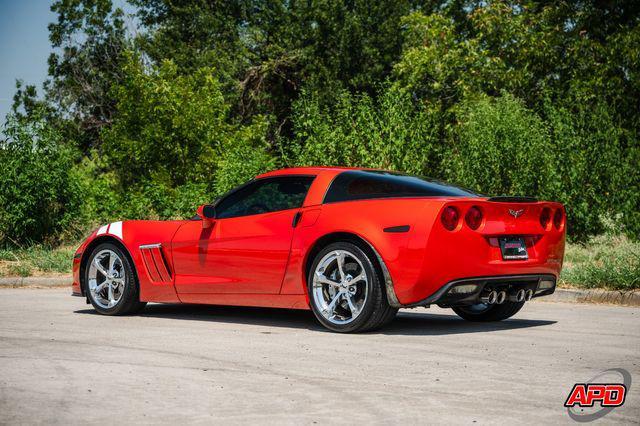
[171, 175, 315, 294]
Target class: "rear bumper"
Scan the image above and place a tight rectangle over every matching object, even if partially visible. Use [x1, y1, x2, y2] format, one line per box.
[404, 273, 557, 307]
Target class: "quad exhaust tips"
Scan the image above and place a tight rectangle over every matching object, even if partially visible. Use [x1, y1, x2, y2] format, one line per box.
[481, 288, 533, 304]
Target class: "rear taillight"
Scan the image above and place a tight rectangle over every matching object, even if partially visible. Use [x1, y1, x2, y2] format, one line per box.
[540, 207, 551, 230]
[441, 206, 460, 231]
[553, 208, 564, 229]
[465, 206, 483, 230]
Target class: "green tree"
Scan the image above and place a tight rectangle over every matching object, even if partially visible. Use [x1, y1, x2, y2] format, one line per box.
[45, 0, 133, 151]
[100, 53, 274, 218]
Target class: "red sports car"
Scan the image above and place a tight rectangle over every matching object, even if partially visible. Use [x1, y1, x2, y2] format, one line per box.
[72, 167, 565, 332]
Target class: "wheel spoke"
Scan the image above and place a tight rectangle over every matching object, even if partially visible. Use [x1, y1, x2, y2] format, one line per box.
[108, 252, 117, 275]
[94, 281, 108, 293]
[107, 283, 115, 306]
[345, 294, 359, 317]
[93, 258, 109, 277]
[336, 252, 346, 281]
[324, 292, 342, 316]
[350, 272, 366, 284]
[315, 272, 339, 287]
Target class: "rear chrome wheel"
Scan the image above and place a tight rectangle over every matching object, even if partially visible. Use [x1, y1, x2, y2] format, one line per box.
[312, 249, 369, 325]
[308, 242, 398, 333]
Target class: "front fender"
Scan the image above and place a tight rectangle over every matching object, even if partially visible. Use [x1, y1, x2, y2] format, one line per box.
[73, 220, 187, 302]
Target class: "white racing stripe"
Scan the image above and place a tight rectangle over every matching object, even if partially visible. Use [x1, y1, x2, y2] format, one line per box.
[96, 224, 108, 235]
[109, 221, 123, 239]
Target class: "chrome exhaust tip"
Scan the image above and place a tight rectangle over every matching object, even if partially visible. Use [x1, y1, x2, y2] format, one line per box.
[496, 291, 507, 304]
[508, 288, 526, 302]
[525, 289, 534, 301]
[481, 290, 498, 304]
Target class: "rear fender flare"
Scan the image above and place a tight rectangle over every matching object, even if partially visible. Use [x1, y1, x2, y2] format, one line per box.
[304, 232, 402, 308]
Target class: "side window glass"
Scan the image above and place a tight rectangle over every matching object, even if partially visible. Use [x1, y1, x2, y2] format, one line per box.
[323, 170, 477, 203]
[216, 176, 314, 219]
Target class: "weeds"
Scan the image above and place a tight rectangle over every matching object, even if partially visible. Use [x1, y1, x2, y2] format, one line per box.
[560, 235, 640, 291]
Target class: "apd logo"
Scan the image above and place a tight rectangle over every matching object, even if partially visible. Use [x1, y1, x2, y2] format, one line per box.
[564, 368, 631, 422]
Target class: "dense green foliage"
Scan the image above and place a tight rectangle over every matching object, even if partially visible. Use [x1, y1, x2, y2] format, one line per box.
[561, 234, 640, 291]
[290, 88, 439, 174]
[0, 114, 82, 244]
[1, 0, 639, 245]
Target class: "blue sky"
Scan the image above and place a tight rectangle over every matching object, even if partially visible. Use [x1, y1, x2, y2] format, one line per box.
[0, 0, 136, 125]
[0, 0, 56, 123]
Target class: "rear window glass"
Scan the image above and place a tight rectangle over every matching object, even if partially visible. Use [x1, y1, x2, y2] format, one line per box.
[323, 170, 478, 203]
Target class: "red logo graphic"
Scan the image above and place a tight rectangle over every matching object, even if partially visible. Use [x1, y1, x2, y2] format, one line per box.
[565, 368, 631, 422]
[564, 383, 627, 408]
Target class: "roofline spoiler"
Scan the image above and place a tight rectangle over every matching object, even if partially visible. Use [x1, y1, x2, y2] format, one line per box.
[486, 196, 538, 203]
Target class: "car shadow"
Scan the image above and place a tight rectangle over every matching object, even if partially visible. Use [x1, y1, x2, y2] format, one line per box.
[74, 303, 556, 336]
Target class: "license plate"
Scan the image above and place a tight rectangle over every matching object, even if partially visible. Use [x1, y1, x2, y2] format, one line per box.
[499, 237, 528, 260]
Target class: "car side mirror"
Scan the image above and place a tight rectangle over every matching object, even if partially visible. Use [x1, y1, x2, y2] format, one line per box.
[196, 204, 216, 228]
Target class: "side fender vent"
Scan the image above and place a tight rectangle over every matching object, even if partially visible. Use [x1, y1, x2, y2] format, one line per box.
[139, 244, 172, 282]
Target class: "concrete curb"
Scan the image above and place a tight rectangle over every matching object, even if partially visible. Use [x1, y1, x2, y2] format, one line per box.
[0, 276, 72, 288]
[0, 277, 638, 307]
[539, 288, 640, 307]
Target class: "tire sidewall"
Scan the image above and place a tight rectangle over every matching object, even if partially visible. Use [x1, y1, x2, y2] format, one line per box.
[85, 242, 137, 315]
[307, 242, 379, 332]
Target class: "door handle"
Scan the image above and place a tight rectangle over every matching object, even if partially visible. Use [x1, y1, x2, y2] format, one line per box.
[292, 211, 302, 228]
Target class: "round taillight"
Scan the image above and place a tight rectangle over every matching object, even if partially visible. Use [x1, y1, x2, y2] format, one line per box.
[553, 208, 564, 229]
[441, 206, 460, 231]
[540, 207, 551, 229]
[465, 206, 483, 230]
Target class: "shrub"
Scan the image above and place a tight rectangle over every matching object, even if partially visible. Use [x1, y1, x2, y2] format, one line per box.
[446, 94, 638, 242]
[544, 102, 626, 239]
[561, 235, 640, 290]
[446, 93, 553, 198]
[0, 114, 82, 246]
[290, 87, 440, 175]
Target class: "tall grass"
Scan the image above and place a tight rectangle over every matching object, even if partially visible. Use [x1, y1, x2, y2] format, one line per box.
[560, 235, 640, 291]
[0, 245, 75, 277]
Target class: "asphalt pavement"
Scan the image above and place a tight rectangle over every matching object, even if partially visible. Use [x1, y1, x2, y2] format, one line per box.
[0, 288, 638, 424]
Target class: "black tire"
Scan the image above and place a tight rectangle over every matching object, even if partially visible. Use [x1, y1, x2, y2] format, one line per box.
[452, 301, 525, 322]
[84, 242, 146, 315]
[307, 242, 398, 333]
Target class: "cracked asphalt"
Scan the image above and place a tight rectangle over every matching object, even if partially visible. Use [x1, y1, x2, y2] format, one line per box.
[0, 288, 638, 424]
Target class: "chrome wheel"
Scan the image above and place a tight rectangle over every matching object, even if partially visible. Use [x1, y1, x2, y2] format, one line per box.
[312, 249, 368, 325]
[88, 249, 126, 309]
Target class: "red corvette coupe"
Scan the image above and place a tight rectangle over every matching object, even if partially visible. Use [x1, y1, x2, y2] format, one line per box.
[72, 167, 565, 332]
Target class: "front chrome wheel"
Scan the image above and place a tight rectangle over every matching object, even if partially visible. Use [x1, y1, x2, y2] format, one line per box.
[312, 249, 368, 325]
[87, 249, 126, 309]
